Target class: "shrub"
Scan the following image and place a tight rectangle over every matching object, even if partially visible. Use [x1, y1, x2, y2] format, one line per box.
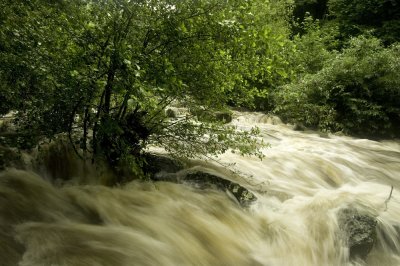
[274, 36, 400, 137]
[290, 16, 339, 77]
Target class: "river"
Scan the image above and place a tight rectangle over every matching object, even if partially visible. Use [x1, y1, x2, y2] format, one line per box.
[1, 111, 399, 266]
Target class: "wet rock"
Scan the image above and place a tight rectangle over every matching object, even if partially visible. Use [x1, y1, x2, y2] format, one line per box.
[338, 208, 377, 260]
[293, 123, 306, 131]
[264, 115, 283, 125]
[215, 111, 233, 123]
[184, 171, 257, 207]
[165, 108, 177, 118]
[142, 155, 256, 207]
[143, 153, 184, 178]
[0, 145, 23, 170]
[191, 108, 232, 124]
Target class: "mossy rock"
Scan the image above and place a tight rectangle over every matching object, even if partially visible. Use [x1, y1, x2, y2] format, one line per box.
[338, 207, 377, 260]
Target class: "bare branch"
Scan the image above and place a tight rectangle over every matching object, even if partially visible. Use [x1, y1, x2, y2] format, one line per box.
[384, 185, 394, 211]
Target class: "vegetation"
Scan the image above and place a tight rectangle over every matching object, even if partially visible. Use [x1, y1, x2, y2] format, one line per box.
[0, 0, 399, 174]
[1, 0, 267, 174]
[273, 0, 400, 137]
[328, 0, 400, 44]
[275, 36, 400, 136]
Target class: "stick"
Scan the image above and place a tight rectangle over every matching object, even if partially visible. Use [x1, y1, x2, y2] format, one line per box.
[384, 185, 394, 211]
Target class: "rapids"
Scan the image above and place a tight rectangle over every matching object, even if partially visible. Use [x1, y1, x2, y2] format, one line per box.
[1, 111, 399, 266]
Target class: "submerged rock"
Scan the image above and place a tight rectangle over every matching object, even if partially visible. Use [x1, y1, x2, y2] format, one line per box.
[338, 208, 377, 260]
[376, 222, 400, 253]
[183, 171, 257, 207]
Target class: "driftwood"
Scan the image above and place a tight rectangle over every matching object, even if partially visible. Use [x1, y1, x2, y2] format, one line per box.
[384, 185, 394, 211]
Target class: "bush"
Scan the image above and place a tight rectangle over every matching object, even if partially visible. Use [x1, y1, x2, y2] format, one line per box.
[328, 0, 400, 45]
[290, 16, 339, 76]
[274, 36, 400, 137]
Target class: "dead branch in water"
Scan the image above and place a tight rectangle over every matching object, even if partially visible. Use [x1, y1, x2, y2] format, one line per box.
[384, 185, 394, 211]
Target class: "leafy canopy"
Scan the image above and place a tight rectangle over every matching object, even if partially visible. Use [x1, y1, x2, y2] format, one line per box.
[0, 0, 266, 171]
[274, 35, 400, 137]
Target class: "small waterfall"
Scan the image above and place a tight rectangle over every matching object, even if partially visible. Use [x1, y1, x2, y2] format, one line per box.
[1, 111, 399, 266]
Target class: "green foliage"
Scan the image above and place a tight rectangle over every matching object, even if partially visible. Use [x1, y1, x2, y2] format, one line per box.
[290, 16, 339, 76]
[292, 0, 328, 27]
[328, 0, 400, 44]
[2, 0, 397, 174]
[154, 117, 265, 160]
[0, 0, 265, 171]
[275, 36, 400, 137]
[225, 0, 297, 110]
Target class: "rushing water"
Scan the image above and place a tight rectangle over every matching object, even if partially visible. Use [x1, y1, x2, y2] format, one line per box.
[1, 112, 400, 266]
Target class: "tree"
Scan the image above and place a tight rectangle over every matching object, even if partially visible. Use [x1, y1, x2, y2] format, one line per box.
[274, 36, 400, 137]
[293, 0, 328, 20]
[328, 0, 400, 45]
[223, 0, 297, 111]
[0, 0, 264, 173]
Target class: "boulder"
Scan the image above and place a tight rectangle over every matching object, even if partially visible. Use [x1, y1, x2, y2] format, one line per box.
[183, 171, 257, 207]
[165, 108, 177, 118]
[190, 108, 233, 124]
[337, 208, 377, 260]
[141, 155, 256, 207]
[293, 123, 306, 131]
[215, 111, 233, 123]
[0, 145, 23, 170]
[143, 153, 184, 178]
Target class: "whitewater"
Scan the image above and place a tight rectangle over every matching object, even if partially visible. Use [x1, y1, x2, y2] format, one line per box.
[1, 111, 399, 266]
